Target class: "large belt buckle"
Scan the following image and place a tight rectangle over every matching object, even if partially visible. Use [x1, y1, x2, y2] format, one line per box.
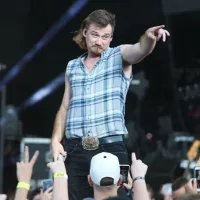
[82, 136, 99, 150]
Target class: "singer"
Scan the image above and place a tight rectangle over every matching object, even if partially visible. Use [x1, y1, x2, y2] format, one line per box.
[51, 9, 170, 200]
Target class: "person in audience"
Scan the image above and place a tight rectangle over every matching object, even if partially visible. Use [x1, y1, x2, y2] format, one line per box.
[28, 188, 41, 200]
[51, 8, 170, 200]
[14, 146, 39, 200]
[28, 185, 53, 200]
[85, 152, 148, 200]
[47, 159, 69, 200]
[172, 177, 197, 200]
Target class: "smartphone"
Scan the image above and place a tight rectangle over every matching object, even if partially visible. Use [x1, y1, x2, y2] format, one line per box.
[194, 166, 200, 192]
[120, 165, 130, 184]
[42, 179, 53, 192]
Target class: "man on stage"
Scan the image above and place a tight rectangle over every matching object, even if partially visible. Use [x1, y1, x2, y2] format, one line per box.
[51, 9, 170, 200]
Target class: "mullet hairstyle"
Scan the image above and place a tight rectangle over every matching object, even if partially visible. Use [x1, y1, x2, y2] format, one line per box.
[73, 9, 116, 49]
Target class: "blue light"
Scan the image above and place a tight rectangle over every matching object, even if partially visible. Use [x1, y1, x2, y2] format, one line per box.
[17, 73, 65, 112]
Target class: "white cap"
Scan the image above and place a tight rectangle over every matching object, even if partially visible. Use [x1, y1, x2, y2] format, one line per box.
[90, 152, 120, 186]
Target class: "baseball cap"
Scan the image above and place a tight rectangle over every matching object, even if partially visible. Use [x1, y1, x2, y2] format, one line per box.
[90, 152, 120, 186]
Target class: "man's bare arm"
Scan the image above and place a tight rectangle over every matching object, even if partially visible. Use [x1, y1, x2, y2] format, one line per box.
[120, 25, 170, 65]
[52, 75, 71, 141]
[51, 75, 71, 160]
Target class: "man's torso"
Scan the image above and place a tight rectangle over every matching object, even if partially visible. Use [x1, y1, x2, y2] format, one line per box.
[65, 46, 132, 138]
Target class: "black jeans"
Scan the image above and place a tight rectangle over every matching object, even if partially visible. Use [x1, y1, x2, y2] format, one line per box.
[64, 137, 129, 200]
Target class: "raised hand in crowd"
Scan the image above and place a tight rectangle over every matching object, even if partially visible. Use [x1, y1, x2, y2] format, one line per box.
[131, 153, 149, 200]
[131, 153, 148, 180]
[15, 146, 39, 200]
[40, 187, 53, 200]
[47, 159, 68, 200]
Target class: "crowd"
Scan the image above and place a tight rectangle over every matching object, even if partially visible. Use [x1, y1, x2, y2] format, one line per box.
[0, 145, 200, 200]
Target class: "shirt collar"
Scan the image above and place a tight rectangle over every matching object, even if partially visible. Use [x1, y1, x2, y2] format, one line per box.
[79, 47, 110, 62]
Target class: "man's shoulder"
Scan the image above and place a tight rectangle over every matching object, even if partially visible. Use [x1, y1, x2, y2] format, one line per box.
[105, 46, 121, 57]
[66, 57, 82, 71]
[82, 198, 94, 200]
[67, 58, 81, 66]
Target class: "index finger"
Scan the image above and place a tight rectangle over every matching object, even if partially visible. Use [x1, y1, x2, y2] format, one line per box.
[30, 150, 39, 166]
[132, 153, 136, 161]
[24, 146, 29, 163]
[152, 25, 165, 31]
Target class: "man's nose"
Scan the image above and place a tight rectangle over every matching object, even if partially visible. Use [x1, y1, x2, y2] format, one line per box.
[95, 37, 101, 45]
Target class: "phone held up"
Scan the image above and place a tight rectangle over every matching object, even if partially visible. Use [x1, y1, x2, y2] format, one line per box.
[42, 179, 53, 192]
[120, 165, 130, 184]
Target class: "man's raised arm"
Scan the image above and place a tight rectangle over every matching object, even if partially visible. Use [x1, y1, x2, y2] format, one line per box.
[120, 25, 170, 65]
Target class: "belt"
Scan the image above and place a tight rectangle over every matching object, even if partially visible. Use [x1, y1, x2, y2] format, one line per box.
[99, 135, 123, 144]
[66, 135, 123, 145]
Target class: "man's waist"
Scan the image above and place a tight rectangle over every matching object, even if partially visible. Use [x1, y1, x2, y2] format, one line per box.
[65, 135, 124, 145]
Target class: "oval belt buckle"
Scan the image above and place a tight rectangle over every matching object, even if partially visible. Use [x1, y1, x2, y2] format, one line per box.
[82, 136, 99, 150]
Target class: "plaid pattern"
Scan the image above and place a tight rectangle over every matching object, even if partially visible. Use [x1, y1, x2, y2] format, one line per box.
[65, 46, 132, 138]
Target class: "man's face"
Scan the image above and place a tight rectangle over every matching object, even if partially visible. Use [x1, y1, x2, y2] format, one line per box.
[172, 186, 186, 200]
[83, 23, 113, 56]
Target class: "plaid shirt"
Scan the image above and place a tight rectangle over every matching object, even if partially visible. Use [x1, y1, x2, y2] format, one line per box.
[65, 46, 132, 138]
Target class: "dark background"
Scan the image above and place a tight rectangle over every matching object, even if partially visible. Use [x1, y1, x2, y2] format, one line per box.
[0, 0, 199, 148]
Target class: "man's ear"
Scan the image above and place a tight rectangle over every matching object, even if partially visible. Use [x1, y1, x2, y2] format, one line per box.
[117, 175, 123, 186]
[83, 28, 87, 37]
[88, 175, 93, 187]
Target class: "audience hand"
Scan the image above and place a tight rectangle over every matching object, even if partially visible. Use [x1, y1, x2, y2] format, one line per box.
[185, 178, 197, 194]
[16, 146, 39, 183]
[131, 153, 148, 179]
[40, 187, 53, 200]
[47, 160, 66, 174]
[51, 139, 67, 161]
[123, 172, 133, 190]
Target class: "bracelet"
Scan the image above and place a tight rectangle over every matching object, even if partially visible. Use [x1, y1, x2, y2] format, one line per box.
[53, 172, 68, 179]
[132, 176, 145, 184]
[16, 182, 30, 190]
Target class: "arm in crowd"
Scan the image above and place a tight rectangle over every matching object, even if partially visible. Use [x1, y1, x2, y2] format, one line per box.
[14, 146, 39, 200]
[131, 153, 149, 200]
[47, 159, 69, 200]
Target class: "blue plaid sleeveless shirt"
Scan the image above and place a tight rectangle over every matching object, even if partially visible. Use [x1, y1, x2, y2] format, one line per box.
[65, 46, 132, 138]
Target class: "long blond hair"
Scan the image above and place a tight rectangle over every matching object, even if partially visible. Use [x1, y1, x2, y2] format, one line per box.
[73, 9, 115, 49]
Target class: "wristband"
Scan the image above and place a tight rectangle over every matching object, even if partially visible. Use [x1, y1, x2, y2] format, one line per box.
[53, 172, 68, 179]
[133, 176, 145, 184]
[17, 182, 30, 190]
